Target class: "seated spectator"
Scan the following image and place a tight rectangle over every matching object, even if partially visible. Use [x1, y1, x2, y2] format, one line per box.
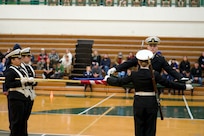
[169, 58, 179, 70]
[0, 58, 6, 77]
[127, 52, 135, 60]
[37, 48, 48, 70]
[48, 0, 58, 5]
[92, 63, 103, 78]
[113, 52, 125, 67]
[118, 0, 128, 6]
[113, 52, 126, 77]
[83, 65, 94, 92]
[61, 0, 72, 5]
[89, 0, 99, 6]
[60, 49, 72, 64]
[91, 50, 101, 66]
[198, 52, 204, 71]
[52, 61, 64, 79]
[105, 0, 114, 6]
[76, 0, 86, 5]
[147, 0, 156, 6]
[190, 0, 199, 7]
[61, 54, 72, 76]
[191, 62, 202, 86]
[118, 60, 127, 78]
[42, 58, 54, 79]
[132, 0, 142, 6]
[100, 54, 111, 75]
[161, 0, 171, 6]
[49, 49, 59, 65]
[179, 56, 191, 77]
[176, 0, 186, 7]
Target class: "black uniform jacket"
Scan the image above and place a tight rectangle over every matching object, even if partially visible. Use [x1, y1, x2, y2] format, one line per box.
[115, 54, 182, 80]
[107, 69, 186, 92]
[5, 67, 28, 101]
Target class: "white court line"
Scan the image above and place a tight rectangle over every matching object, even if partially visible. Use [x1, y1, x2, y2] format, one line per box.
[182, 95, 194, 120]
[78, 93, 115, 115]
[76, 106, 114, 136]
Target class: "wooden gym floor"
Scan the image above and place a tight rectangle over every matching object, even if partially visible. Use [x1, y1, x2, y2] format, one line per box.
[0, 90, 204, 136]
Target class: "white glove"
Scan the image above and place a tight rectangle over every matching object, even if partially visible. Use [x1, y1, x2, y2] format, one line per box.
[107, 67, 116, 76]
[103, 75, 110, 81]
[28, 77, 35, 83]
[181, 77, 192, 84]
[21, 77, 28, 85]
[181, 77, 189, 81]
[185, 84, 193, 90]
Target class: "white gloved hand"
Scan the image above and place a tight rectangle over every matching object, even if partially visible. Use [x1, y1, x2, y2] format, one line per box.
[185, 84, 193, 90]
[107, 67, 116, 76]
[181, 77, 192, 84]
[28, 77, 35, 83]
[181, 77, 189, 81]
[21, 77, 28, 85]
[103, 75, 110, 81]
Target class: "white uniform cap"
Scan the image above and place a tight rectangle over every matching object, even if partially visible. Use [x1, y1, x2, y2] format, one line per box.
[145, 36, 160, 45]
[21, 47, 31, 56]
[5, 49, 21, 59]
[136, 49, 153, 61]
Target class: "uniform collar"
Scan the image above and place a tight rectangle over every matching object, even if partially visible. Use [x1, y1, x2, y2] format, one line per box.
[140, 66, 149, 69]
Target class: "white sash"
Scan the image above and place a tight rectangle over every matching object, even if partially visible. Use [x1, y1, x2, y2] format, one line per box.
[10, 65, 36, 100]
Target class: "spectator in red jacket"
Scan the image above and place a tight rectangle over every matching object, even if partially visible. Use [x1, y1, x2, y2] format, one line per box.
[37, 48, 48, 70]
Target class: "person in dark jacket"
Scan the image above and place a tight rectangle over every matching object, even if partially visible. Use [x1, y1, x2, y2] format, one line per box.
[100, 54, 111, 75]
[179, 56, 191, 77]
[190, 62, 202, 86]
[107, 36, 184, 81]
[198, 52, 204, 71]
[104, 49, 193, 136]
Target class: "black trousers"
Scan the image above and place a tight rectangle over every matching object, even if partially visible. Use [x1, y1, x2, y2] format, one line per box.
[8, 98, 33, 136]
[133, 96, 158, 136]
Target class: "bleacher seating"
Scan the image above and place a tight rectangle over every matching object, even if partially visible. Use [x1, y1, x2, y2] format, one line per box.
[0, 34, 203, 94]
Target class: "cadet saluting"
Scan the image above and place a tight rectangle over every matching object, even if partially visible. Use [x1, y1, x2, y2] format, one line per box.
[108, 36, 184, 81]
[104, 49, 193, 136]
[5, 49, 36, 136]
